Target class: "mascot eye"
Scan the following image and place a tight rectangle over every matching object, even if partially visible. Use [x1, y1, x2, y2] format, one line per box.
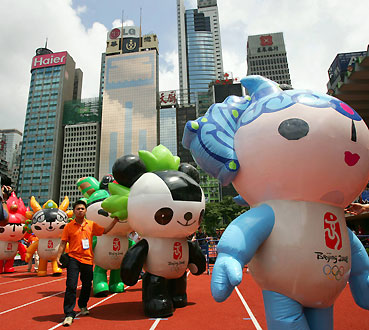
[199, 209, 205, 225]
[0, 228, 4, 234]
[154, 207, 174, 225]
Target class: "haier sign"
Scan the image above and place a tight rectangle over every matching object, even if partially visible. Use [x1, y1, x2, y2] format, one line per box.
[31, 51, 67, 70]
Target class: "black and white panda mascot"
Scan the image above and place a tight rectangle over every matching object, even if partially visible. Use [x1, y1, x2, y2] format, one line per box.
[102, 145, 206, 318]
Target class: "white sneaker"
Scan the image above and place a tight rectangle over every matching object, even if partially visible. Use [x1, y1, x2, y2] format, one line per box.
[63, 316, 73, 326]
[80, 307, 89, 316]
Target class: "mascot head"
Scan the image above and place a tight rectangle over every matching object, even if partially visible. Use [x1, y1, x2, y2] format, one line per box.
[26, 197, 69, 239]
[183, 75, 369, 208]
[102, 145, 205, 238]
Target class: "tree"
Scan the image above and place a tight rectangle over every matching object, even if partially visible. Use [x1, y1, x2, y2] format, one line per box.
[202, 196, 249, 236]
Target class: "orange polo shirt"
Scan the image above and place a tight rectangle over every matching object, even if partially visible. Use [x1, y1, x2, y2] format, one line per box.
[61, 219, 104, 265]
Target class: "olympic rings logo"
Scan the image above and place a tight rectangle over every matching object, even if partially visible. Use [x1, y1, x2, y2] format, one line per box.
[323, 264, 345, 281]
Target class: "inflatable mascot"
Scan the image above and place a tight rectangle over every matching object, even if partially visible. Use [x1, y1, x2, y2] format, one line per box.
[0, 193, 27, 273]
[25, 197, 69, 276]
[182, 75, 369, 330]
[102, 145, 206, 318]
[77, 175, 133, 296]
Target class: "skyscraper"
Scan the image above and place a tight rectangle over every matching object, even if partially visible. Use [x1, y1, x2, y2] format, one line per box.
[247, 32, 292, 85]
[59, 97, 102, 204]
[99, 26, 159, 178]
[17, 48, 82, 203]
[0, 129, 22, 174]
[177, 0, 223, 104]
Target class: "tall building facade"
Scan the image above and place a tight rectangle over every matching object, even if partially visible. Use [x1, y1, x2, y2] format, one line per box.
[59, 98, 102, 204]
[0, 129, 22, 172]
[247, 32, 291, 85]
[99, 26, 159, 178]
[326, 48, 369, 126]
[18, 48, 82, 203]
[159, 90, 177, 156]
[177, 0, 223, 104]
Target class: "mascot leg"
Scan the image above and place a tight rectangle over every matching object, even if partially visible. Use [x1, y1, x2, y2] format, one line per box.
[37, 258, 48, 276]
[51, 260, 62, 276]
[93, 265, 109, 297]
[304, 306, 333, 330]
[263, 290, 310, 330]
[168, 272, 187, 308]
[4, 259, 15, 273]
[0, 260, 4, 273]
[109, 268, 124, 293]
[142, 272, 173, 318]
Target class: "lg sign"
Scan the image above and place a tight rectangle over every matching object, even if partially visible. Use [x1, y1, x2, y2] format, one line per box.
[31, 51, 67, 70]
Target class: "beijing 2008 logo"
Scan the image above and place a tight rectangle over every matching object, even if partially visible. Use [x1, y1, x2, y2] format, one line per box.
[113, 238, 121, 252]
[173, 242, 182, 260]
[48, 240, 53, 249]
[323, 264, 344, 281]
[324, 212, 342, 250]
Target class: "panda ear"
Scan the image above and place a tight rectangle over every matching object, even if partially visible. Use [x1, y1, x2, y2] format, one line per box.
[100, 175, 114, 191]
[178, 163, 200, 183]
[112, 155, 147, 188]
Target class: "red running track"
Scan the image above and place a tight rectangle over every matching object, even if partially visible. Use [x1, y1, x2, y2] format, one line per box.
[0, 264, 368, 329]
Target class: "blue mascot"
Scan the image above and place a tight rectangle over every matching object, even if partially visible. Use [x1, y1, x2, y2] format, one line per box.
[182, 75, 369, 330]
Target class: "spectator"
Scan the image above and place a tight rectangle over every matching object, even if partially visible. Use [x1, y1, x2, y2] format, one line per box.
[346, 203, 369, 216]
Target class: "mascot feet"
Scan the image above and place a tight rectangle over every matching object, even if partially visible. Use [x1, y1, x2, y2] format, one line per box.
[94, 281, 109, 297]
[52, 271, 62, 276]
[172, 293, 187, 308]
[4, 267, 15, 273]
[144, 298, 174, 318]
[109, 281, 124, 293]
[37, 271, 47, 276]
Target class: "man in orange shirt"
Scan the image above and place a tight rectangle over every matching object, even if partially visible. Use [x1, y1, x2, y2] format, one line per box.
[56, 200, 118, 326]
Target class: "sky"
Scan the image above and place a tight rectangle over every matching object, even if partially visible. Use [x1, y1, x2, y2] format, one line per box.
[0, 0, 368, 132]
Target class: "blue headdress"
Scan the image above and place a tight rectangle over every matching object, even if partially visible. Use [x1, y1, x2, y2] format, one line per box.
[182, 75, 361, 186]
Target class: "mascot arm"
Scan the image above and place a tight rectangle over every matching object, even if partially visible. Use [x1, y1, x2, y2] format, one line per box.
[348, 228, 369, 309]
[188, 240, 206, 275]
[121, 239, 148, 286]
[18, 242, 27, 260]
[25, 240, 39, 263]
[211, 203, 275, 302]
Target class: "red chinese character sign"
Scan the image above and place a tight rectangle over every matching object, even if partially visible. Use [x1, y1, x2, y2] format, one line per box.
[160, 91, 177, 107]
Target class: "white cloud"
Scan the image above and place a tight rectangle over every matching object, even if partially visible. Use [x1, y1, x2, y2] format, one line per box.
[76, 5, 87, 14]
[218, 0, 369, 92]
[0, 0, 107, 131]
[159, 51, 179, 91]
[111, 19, 135, 28]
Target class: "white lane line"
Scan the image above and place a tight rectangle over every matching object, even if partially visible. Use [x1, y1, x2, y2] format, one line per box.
[149, 318, 162, 330]
[0, 276, 39, 286]
[47, 292, 121, 330]
[0, 286, 73, 315]
[0, 277, 65, 296]
[235, 286, 263, 330]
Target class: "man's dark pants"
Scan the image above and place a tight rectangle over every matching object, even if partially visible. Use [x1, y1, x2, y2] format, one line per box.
[64, 257, 93, 318]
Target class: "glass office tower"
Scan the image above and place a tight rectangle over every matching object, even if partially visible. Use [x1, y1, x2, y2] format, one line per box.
[17, 48, 82, 203]
[177, 0, 222, 105]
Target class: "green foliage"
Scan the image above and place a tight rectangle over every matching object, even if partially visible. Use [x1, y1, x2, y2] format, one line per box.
[202, 195, 249, 236]
[138, 144, 180, 172]
[101, 183, 130, 220]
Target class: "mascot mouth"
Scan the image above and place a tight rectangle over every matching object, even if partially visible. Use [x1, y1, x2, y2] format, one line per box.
[177, 220, 197, 227]
[46, 228, 56, 232]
